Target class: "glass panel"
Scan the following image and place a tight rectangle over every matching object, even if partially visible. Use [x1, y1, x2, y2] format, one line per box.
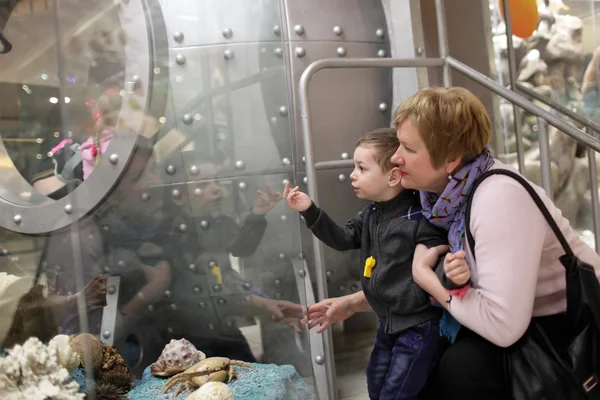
[0, 0, 315, 398]
[487, 0, 600, 247]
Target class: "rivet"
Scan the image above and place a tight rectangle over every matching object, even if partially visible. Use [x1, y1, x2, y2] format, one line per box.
[302, 176, 308, 185]
[102, 330, 111, 339]
[109, 154, 118, 164]
[108, 285, 116, 294]
[140, 193, 150, 202]
[166, 165, 176, 175]
[175, 54, 186, 65]
[281, 215, 288, 222]
[379, 102, 388, 112]
[298, 252, 305, 260]
[326, 270, 332, 277]
[238, 182, 247, 191]
[224, 49, 234, 61]
[377, 49, 387, 58]
[300, 215, 306, 223]
[341, 152, 349, 160]
[194, 188, 203, 197]
[147, 305, 154, 312]
[118, 260, 126, 268]
[170, 303, 177, 310]
[333, 25, 343, 36]
[1, 249, 7, 256]
[282, 157, 291, 166]
[213, 284, 222, 292]
[208, 324, 214, 331]
[209, 261, 217, 268]
[376, 28, 385, 38]
[416, 47, 424, 56]
[283, 179, 290, 185]
[217, 298, 226, 306]
[298, 269, 306, 277]
[200, 220, 209, 229]
[179, 224, 187, 232]
[193, 286, 201, 294]
[198, 301, 207, 308]
[279, 106, 288, 117]
[64, 204, 73, 214]
[278, 253, 286, 260]
[235, 160, 245, 170]
[165, 290, 172, 298]
[337, 47, 346, 57]
[173, 32, 184, 42]
[338, 285, 346, 291]
[226, 320, 233, 327]
[270, 116, 277, 125]
[294, 25, 305, 35]
[274, 48, 283, 58]
[189, 165, 199, 175]
[172, 189, 181, 199]
[273, 25, 281, 36]
[302, 156, 306, 164]
[243, 281, 252, 290]
[295, 47, 306, 58]
[103, 225, 110, 233]
[274, 278, 281, 286]
[222, 28, 233, 39]
[275, 292, 282, 299]
[338, 174, 347, 183]
[183, 114, 193, 125]
[189, 264, 196, 272]
[167, 327, 174, 334]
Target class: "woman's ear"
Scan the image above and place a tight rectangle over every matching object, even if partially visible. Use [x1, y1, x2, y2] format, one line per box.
[388, 167, 402, 187]
[445, 156, 462, 176]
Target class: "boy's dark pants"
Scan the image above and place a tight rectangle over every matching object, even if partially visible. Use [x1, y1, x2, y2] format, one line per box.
[367, 318, 442, 400]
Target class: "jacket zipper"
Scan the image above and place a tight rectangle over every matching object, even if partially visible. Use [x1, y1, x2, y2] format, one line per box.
[369, 205, 386, 316]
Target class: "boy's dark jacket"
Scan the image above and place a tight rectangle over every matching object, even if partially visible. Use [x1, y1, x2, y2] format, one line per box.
[301, 189, 459, 334]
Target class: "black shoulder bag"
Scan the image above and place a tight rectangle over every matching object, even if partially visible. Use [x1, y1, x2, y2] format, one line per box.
[465, 169, 600, 400]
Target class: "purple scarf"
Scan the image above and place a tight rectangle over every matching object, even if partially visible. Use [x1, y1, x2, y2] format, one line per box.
[420, 146, 495, 342]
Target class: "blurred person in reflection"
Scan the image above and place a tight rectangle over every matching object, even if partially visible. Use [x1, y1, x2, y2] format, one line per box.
[152, 151, 303, 362]
[283, 129, 469, 400]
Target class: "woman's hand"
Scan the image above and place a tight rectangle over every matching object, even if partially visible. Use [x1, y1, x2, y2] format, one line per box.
[302, 291, 372, 333]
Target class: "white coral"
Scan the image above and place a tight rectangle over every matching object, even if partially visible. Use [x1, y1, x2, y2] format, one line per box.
[0, 337, 84, 400]
[48, 335, 81, 373]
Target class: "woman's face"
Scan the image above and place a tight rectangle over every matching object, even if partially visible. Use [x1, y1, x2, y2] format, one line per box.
[390, 119, 452, 195]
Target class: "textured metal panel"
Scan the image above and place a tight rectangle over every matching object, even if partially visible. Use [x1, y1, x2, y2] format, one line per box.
[168, 44, 293, 177]
[288, 42, 392, 166]
[161, 0, 282, 48]
[283, 0, 389, 43]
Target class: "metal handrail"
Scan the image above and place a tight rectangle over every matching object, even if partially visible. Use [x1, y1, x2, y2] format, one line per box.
[516, 82, 600, 134]
[446, 57, 600, 152]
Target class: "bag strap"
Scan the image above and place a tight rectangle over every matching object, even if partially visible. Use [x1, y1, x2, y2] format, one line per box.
[464, 169, 575, 262]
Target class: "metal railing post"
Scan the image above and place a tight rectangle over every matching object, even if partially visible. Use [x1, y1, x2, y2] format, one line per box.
[501, 0, 526, 174]
[536, 118, 553, 198]
[434, 0, 451, 87]
[586, 127, 600, 253]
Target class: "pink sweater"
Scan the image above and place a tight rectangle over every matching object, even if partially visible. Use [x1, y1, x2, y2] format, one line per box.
[451, 161, 600, 347]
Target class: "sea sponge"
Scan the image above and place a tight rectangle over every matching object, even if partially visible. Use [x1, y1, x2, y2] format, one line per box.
[99, 343, 133, 392]
[69, 333, 103, 370]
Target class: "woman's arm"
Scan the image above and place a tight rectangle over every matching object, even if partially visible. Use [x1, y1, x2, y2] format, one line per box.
[450, 178, 547, 347]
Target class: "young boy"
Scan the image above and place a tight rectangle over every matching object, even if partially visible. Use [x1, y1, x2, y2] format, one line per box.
[283, 128, 469, 400]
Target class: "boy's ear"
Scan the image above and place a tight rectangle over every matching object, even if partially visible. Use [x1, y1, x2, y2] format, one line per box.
[388, 166, 402, 187]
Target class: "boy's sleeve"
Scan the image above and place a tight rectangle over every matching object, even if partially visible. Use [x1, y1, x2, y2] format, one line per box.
[414, 217, 447, 248]
[301, 202, 364, 251]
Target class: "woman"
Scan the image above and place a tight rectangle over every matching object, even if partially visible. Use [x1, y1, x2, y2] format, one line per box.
[303, 87, 600, 399]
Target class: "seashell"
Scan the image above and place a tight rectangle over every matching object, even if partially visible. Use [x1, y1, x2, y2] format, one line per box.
[69, 333, 103, 370]
[151, 338, 205, 377]
[186, 382, 233, 400]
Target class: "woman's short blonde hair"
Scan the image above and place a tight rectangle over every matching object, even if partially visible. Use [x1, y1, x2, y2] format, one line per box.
[392, 87, 492, 169]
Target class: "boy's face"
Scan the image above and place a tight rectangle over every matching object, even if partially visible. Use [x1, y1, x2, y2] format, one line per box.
[350, 145, 400, 202]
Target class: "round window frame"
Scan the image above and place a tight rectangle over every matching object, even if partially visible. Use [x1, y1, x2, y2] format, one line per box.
[0, 0, 169, 235]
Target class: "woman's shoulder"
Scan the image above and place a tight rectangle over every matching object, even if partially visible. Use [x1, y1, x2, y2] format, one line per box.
[472, 160, 533, 200]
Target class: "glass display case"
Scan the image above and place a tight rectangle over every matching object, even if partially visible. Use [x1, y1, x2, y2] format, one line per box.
[487, 0, 600, 246]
